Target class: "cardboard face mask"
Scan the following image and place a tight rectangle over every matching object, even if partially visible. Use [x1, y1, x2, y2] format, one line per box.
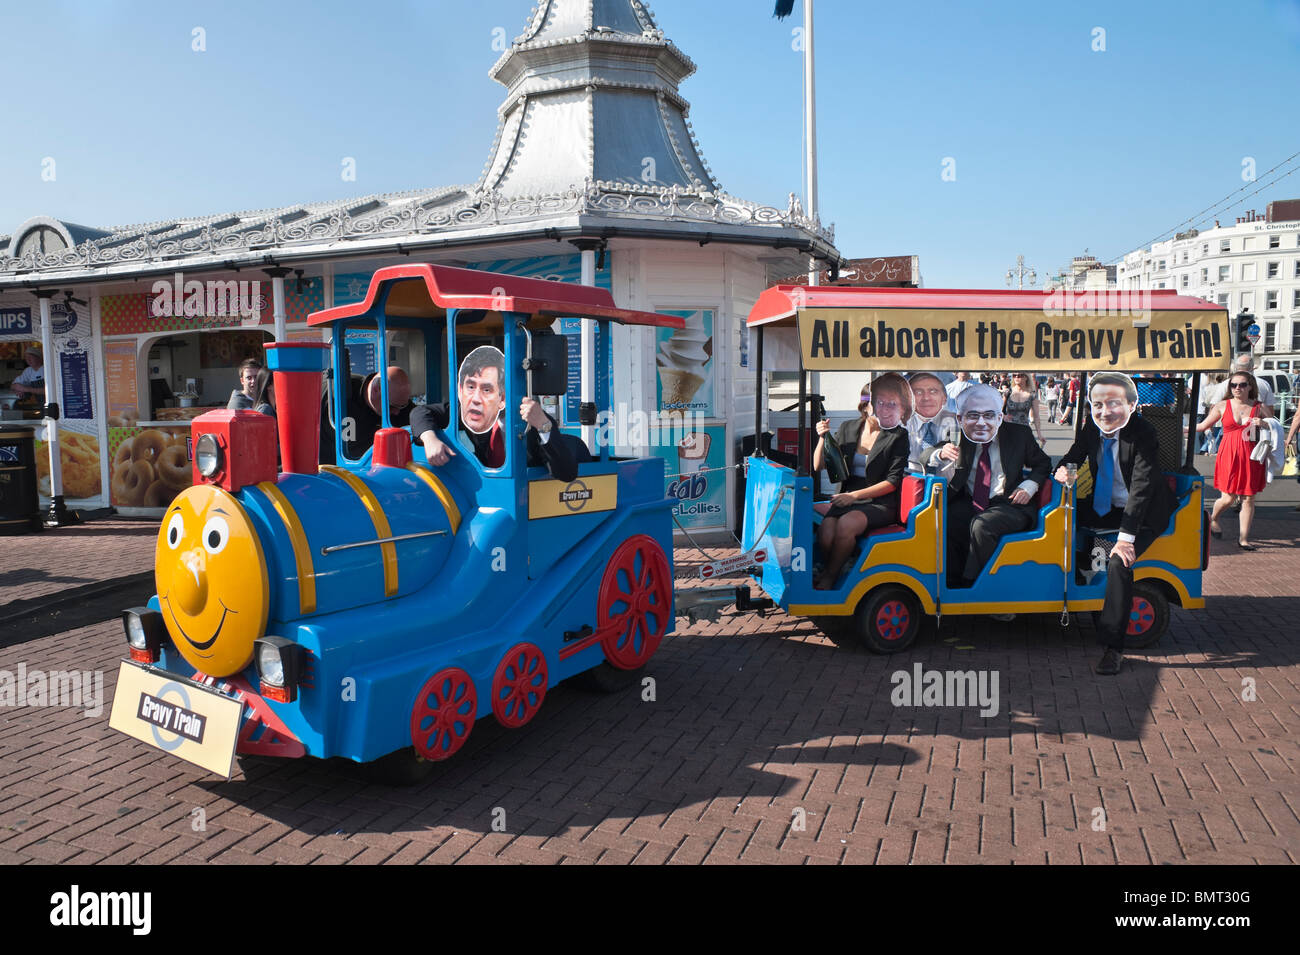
[908, 373, 948, 421]
[956, 384, 1003, 444]
[458, 345, 506, 434]
[1087, 373, 1137, 436]
[870, 372, 912, 430]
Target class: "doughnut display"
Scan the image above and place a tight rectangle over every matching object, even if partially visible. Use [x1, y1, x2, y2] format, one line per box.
[157, 444, 191, 490]
[109, 427, 192, 507]
[143, 480, 172, 507]
[131, 429, 165, 466]
[123, 460, 152, 502]
[110, 460, 133, 504]
[107, 407, 140, 429]
[113, 437, 134, 469]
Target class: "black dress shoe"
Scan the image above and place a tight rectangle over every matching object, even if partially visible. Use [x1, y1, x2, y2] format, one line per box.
[1095, 648, 1123, 675]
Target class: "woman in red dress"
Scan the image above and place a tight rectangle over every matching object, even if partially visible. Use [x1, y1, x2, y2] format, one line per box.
[1196, 371, 1267, 549]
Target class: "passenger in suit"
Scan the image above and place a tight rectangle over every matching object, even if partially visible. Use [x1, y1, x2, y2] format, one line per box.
[411, 345, 577, 482]
[937, 383, 1051, 587]
[1055, 372, 1177, 675]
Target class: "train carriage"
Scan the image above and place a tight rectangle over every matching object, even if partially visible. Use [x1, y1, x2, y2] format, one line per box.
[739, 286, 1230, 652]
[110, 265, 683, 780]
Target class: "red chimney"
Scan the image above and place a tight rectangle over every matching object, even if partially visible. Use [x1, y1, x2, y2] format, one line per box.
[263, 342, 330, 475]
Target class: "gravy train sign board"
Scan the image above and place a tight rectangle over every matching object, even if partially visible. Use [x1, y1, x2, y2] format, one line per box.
[796, 297, 1231, 373]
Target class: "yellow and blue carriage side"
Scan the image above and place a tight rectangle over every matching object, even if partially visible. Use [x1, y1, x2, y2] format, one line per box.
[741, 286, 1227, 652]
[113, 264, 684, 778]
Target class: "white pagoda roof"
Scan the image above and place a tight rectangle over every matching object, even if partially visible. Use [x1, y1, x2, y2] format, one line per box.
[0, 0, 837, 288]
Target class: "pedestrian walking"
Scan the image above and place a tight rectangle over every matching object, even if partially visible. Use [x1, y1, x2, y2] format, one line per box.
[1059, 373, 1081, 425]
[1286, 399, 1300, 510]
[1044, 378, 1060, 421]
[1197, 371, 1267, 549]
[1199, 373, 1225, 453]
[1004, 372, 1046, 445]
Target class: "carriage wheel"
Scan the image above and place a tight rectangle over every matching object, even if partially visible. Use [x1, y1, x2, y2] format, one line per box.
[1124, 581, 1170, 649]
[855, 585, 922, 654]
[597, 534, 672, 670]
[410, 667, 477, 761]
[491, 643, 548, 729]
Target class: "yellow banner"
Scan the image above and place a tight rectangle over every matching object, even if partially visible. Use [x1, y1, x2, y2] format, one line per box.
[109, 662, 243, 777]
[528, 474, 618, 519]
[797, 303, 1231, 372]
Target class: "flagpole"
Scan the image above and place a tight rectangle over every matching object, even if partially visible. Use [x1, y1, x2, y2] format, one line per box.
[804, 0, 819, 288]
[802, 0, 821, 434]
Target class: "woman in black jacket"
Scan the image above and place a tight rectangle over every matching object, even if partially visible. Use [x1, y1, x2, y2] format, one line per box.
[812, 373, 912, 590]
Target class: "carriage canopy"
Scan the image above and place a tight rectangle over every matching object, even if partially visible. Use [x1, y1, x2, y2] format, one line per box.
[746, 286, 1232, 374]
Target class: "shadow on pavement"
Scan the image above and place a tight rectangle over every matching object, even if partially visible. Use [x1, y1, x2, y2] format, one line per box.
[193, 588, 1298, 842]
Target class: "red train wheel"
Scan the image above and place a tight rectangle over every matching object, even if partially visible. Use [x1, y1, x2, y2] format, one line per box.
[597, 534, 671, 670]
[1124, 581, 1169, 648]
[1127, 598, 1155, 636]
[854, 585, 921, 654]
[410, 667, 477, 761]
[491, 643, 548, 729]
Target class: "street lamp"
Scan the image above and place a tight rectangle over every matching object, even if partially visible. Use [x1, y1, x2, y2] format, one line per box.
[1005, 254, 1037, 289]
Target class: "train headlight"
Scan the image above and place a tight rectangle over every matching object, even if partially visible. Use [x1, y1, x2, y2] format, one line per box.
[122, 607, 165, 663]
[195, 433, 222, 478]
[254, 636, 306, 704]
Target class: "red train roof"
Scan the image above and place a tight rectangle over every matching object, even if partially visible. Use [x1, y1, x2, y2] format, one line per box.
[307, 263, 683, 329]
[748, 285, 1225, 327]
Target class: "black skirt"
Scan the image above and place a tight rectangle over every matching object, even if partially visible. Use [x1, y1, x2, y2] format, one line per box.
[824, 476, 900, 524]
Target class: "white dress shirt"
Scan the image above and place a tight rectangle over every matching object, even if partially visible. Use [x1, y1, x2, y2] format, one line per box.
[962, 440, 1039, 500]
[1097, 429, 1135, 545]
[906, 410, 958, 471]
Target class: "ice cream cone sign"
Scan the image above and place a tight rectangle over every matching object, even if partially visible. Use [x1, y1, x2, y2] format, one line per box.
[658, 310, 712, 410]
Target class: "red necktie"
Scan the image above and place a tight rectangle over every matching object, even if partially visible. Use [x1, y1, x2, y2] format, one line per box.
[972, 445, 991, 511]
[485, 424, 506, 469]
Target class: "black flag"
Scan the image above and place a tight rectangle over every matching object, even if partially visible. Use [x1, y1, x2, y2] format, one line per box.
[774, 0, 796, 18]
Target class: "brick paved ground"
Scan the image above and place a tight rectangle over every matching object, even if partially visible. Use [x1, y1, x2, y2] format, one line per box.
[0, 518, 156, 613]
[0, 497, 1296, 864]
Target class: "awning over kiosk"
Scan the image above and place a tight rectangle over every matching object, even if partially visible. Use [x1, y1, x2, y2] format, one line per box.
[747, 286, 1232, 373]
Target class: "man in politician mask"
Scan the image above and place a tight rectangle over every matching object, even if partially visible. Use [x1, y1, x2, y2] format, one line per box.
[1056, 372, 1175, 675]
[906, 371, 959, 471]
[937, 383, 1050, 588]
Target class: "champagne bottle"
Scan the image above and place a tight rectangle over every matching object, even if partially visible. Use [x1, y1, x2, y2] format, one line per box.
[821, 422, 849, 484]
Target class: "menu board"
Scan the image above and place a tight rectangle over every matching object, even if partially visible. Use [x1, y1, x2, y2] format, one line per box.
[58, 342, 94, 420]
[104, 341, 139, 418]
[559, 317, 611, 426]
[344, 328, 379, 377]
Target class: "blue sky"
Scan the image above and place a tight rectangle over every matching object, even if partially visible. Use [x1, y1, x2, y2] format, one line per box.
[2, 0, 1298, 287]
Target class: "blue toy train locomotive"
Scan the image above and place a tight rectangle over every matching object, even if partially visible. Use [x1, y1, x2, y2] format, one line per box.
[110, 265, 683, 779]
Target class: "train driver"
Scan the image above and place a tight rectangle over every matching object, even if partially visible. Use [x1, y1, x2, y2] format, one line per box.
[411, 345, 578, 482]
[354, 366, 415, 449]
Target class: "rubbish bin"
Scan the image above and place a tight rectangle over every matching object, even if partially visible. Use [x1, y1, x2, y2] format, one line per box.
[0, 427, 41, 534]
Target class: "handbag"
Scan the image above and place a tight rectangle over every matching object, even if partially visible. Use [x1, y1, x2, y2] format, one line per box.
[1283, 445, 1299, 478]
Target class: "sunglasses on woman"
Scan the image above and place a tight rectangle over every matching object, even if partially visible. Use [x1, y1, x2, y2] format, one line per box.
[1230, 381, 1251, 390]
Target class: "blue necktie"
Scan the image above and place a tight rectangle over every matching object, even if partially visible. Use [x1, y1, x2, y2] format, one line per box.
[922, 420, 938, 445]
[1095, 436, 1116, 513]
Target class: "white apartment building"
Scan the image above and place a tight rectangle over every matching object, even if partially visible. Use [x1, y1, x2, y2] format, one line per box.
[1117, 200, 1300, 373]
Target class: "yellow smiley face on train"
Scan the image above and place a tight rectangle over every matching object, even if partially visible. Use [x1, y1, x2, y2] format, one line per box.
[156, 485, 269, 677]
